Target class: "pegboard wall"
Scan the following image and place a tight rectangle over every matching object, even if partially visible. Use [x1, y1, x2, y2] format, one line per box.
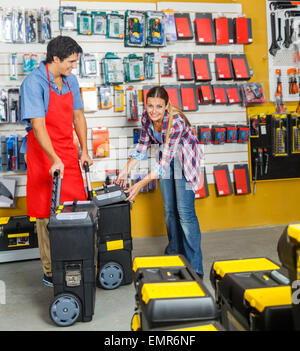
[0, 0, 249, 199]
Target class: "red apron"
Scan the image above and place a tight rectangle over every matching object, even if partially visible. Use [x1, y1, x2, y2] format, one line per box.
[26, 64, 86, 218]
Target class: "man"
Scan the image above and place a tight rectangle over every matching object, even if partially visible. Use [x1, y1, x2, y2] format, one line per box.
[21, 36, 92, 287]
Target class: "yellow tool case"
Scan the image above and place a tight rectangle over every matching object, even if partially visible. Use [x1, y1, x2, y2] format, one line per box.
[131, 255, 218, 331]
[210, 257, 293, 331]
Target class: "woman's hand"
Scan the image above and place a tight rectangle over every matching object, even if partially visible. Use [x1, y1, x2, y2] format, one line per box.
[115, 167, 129, 189]
[124, 181, 145, 202]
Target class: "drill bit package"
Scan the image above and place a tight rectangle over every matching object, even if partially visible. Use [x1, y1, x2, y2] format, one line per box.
[38, 8, 53, 43]
[79, 53, 98, 78]
[25, 10, 38, 43]
[126, 87, 139, 121]
[144, 53, 155, 80]
[1, 9, 14, 43]
[125, 10, 145, 47]
[271, 114, 289, 157]
[124, 54, 144, 82]
[91, 11, 106, 35]
[9, 53, 18, 81]
[0, 89, 8, 123]
[12, 8, 26, 43]
[145, 11, 166, 47]
[77, 11, 92, 35]
[59, 6, 77, 31]
[102, 52, 124, 85]
[8, 88, 20, 123]
[106, 11, 124, 39]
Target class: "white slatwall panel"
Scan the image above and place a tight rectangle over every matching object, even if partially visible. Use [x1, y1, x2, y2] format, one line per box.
[0, 0, 248, 198]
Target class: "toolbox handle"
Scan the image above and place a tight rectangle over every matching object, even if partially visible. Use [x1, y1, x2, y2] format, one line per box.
[83, 161, 93, 200]
[50, 170, 62, 215]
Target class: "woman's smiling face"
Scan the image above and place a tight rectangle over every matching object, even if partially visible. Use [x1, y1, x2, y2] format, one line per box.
[146, 97, 167, 123]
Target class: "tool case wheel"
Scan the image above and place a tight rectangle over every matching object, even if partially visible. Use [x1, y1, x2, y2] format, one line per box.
[98, 261, 124, 290]
[49, 293, 82, 327]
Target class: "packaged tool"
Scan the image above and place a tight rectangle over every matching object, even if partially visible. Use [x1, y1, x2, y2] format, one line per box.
[145, 11, 166, 47]
[231, 54, 251, 80]
[80, 85, 98, 113]
[193, 54, 212, 81]
[287, 68, 299, 95]
[290, 114, 300, 154]
[131, 255, 218, 331]
[98, 85, 113, 110]
[197, 84, 214, 105]
[6, 135, 19, 171]
[271, 114, 289, 157]
[225, 84, 242, 104]
[233, 164, 251, 195]
[91, 11, 106, 35]
[125, 10, 145, 47]
[144, 53, 155, 80]
[213, 165, 233, 196]
[274, 69, 286, 114]
[114, 86, 124, 112]
[164, 85, 182, 109]
[237, 125, 250, 143]
[197, 125, 211, 144]
[211, 125, 226, 144]
[126, 87, 139, 121]
[38, 8, 52, 43]
[0, 216, 36, 251]
[0, 89, 8, 122]
[194, 13, 216, 45]
[92, 127, 109, 158]
[2, 9, 14, 43]
[12, 8, 26, 43]
[176, 54, 194, 81]
[224, 124, 238, 143]
[79, 53, 98, 78]
[9, 53, 18, 81]
[233, 16, 253, 44]
[174, 12, 193, 40]
[215, 54, 234, 80]
[77, 11, 92, 35]
[25, 10, 38, 43]
[160, 55, 173, 77]
[8, 88, 20, 123]
[102, 52, 124, 85]
[215, 16, 234, 45]
[124, 54, 144, 82]
[59, 6, 77, 30]
[106, 11, 124, 39]
[240, 82, 266, 106]
[212, 85, 228, 104]
[180, 84, 198, 111]
[48, 170, 98, 327]
[162, 9, 177, 43]
[195, 167, 210, 199]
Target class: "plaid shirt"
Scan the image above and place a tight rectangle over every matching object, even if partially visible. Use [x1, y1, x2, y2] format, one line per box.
[131, 110, 204, 192]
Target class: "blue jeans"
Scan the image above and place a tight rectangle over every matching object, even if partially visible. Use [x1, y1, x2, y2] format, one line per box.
[159, 159, 203, 275]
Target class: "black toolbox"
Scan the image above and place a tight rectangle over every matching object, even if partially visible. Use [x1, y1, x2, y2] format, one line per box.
[48, 170, 98, 327]
[131, 255, 219, 331]
[84, 162, 133, 289]
[210, 257, 293, 331]
[0, 215, 37, 251]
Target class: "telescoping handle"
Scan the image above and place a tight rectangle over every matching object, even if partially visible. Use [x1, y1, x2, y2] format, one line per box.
[83, 161, 93, 201]
[50, 170, 62, 215]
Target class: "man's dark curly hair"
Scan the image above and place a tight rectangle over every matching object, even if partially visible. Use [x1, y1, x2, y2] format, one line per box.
[46, 35, 83, 63]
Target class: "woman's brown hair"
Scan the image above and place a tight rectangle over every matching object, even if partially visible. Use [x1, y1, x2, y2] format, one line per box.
[146, 86, 191, 143]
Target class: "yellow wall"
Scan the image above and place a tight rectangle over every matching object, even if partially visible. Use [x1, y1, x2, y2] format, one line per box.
[4, 0, 300, 238]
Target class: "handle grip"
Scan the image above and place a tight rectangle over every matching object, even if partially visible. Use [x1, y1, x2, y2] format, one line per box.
[83, 161, 93, 200]
[50, 170, 62, 215]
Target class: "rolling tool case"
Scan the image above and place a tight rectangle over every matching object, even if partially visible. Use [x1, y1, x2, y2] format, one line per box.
[48, 170, 98, 327]
[84, 163, 133, 290]
[131, 255, 218, 331]
[210, 257, 293, 331]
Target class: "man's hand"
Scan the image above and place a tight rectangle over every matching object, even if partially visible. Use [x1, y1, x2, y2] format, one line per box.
[80, 152, 93, 169]
[49, 157, 64, 178]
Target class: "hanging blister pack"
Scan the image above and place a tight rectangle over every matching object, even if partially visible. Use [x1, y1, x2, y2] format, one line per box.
[145, 11, 166, 47]
[106, 12, 124, 39]
[271, 114, 289, 157]
[59, 6, 77, 31]
[9, 53, 18, 81]
[6, 135, 19, 171]
[162, 9, 177, 43]
[126, 87, 139, 121]
[38, 8, 53, 43]
[114, 86, 124, 112]
[78, 11, 92, 35]
[8, 88, 20, 123]
[144, 53, 155, 80]
[98, 85, 113, 110]
[25, 10, 38, 43]
[2, 9, 14, 43]
[0, 89, 8, 123]
[79, 53, 98, 78]
[23, 54, 37, 73]
[12, 8, 26, 43]
[125, 10, 145, 47]
[102, 52, 124, 84]
[124, 54, 144, 82]
[291, 114, 300, 154]
[91, 11, 106, 35]
[160, 55, 173, 77]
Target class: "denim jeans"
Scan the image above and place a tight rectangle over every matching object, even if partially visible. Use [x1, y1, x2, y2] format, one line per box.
[159, 159, 203, 275]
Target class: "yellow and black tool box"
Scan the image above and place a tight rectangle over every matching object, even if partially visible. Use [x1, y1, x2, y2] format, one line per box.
[131, 255, 218, 331]
[210, 257, 293, 331]
[0, 216, 37, 251]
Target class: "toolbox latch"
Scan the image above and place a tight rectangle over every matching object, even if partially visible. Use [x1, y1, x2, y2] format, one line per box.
[65, 264, 82, 287]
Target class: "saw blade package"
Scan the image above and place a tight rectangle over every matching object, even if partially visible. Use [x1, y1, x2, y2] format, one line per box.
[125, 10, 145, 47]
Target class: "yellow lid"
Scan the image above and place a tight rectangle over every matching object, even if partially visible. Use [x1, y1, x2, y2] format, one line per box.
[141, 281, 206, 304]
[29, 217, 36, 222]
[106, 239, 124, 251]
[0, 217, 10, 225]
[170, 324, 219, 331]
[244, 286, 292, 312]
[133, 255, 185, 272]
[213, 258, 280, 278]
[287, 224, 300, 243]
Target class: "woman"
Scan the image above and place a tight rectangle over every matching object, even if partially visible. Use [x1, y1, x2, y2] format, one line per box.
[116, 86, 204, 277]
